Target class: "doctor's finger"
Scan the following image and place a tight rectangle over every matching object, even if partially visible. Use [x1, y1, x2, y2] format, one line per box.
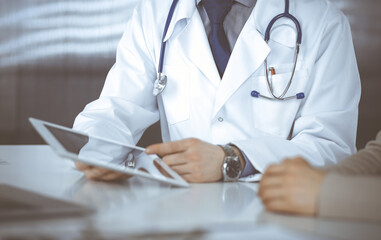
[84, 167, 113, 180]
[100, 171, 132, 181]
[75, 162, 93, 171]
[171, 164, 192, 175]
[146, 140, 189, 156]
[180, 173, 193, 183]
[162, 153, 188, 166]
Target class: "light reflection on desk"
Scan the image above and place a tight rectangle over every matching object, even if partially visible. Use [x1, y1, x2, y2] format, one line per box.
[64, 175, 258, 229]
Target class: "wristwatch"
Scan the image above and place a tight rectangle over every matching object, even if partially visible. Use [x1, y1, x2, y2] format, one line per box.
[219, 144, 242, 182]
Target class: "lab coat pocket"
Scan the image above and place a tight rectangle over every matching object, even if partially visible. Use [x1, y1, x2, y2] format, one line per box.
[251, 69, 308, 137]
[161, 66, 190, 125]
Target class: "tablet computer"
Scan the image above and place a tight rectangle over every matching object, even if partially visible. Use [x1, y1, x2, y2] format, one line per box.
[29, 118, 189, 188]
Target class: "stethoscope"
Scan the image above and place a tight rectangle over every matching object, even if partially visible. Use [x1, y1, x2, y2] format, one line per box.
[153, 0, 305, 101]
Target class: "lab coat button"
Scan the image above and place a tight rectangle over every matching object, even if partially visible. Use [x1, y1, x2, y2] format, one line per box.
[218, 117, 224, 122]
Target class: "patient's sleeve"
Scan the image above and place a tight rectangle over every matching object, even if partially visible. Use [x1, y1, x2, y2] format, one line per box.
[318, 174, 381, 221]
[323, 131, 381, 175]
[318, 130, 381, 221]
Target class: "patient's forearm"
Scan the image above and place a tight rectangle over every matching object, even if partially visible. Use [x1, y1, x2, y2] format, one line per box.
[319, 174, 381, 221]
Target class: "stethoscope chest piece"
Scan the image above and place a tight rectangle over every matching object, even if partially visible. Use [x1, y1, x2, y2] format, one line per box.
[153, 74, 167, 96]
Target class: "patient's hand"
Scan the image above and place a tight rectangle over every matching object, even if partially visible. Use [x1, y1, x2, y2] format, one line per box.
[75, 162, 132, 181]
[258, 157, 326, 216]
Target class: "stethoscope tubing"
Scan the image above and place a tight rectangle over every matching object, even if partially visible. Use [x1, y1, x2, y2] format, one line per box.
[158, 0, 179, 78]
[259, 0, 304, 101]
[263, 44, 300, 100]
[264, 0, 302, 45]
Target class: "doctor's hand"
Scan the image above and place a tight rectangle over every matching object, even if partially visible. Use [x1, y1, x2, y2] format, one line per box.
[146, 138, 225, 183]
[258, 157, 326, 216]
[75, 162, 132, 181]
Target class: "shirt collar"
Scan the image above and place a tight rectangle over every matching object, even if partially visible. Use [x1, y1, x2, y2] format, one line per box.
[196, 0, 255, 8]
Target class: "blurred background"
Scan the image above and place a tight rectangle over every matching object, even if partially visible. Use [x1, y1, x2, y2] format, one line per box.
[0, 0, 380, 148]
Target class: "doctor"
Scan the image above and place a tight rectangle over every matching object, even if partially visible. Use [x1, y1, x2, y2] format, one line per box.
[73, 0, 361, 182]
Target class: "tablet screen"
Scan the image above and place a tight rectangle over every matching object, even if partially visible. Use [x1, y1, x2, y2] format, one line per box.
[45, 125, 136, 164]
[44, 125, 167, 177]
[45, 125, 90, 155]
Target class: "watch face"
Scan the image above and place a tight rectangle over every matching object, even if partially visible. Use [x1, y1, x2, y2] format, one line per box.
[226, 157, 241, 179]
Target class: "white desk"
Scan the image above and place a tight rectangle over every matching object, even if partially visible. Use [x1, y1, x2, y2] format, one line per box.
[0, 145, 380, 239]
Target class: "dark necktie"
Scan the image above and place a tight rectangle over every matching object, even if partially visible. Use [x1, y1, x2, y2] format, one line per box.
[203, 0, 234, 78]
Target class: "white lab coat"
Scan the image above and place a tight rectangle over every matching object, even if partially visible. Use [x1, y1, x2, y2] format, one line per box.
[73, 0, 361, 173]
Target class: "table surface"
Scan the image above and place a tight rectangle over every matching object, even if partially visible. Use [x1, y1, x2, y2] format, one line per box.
[0, 145, 380, 240]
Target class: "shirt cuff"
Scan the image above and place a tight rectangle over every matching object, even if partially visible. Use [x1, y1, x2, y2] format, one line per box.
[240, 151, 257, 177]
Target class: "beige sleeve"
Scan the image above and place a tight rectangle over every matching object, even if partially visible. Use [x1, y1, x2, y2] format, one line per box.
[318, 174, 381, 221]
[322, 131, 381, 175]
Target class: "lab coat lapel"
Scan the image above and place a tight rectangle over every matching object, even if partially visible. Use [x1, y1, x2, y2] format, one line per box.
[169, 2, 221, 87]
[212, 2, 271, 117]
